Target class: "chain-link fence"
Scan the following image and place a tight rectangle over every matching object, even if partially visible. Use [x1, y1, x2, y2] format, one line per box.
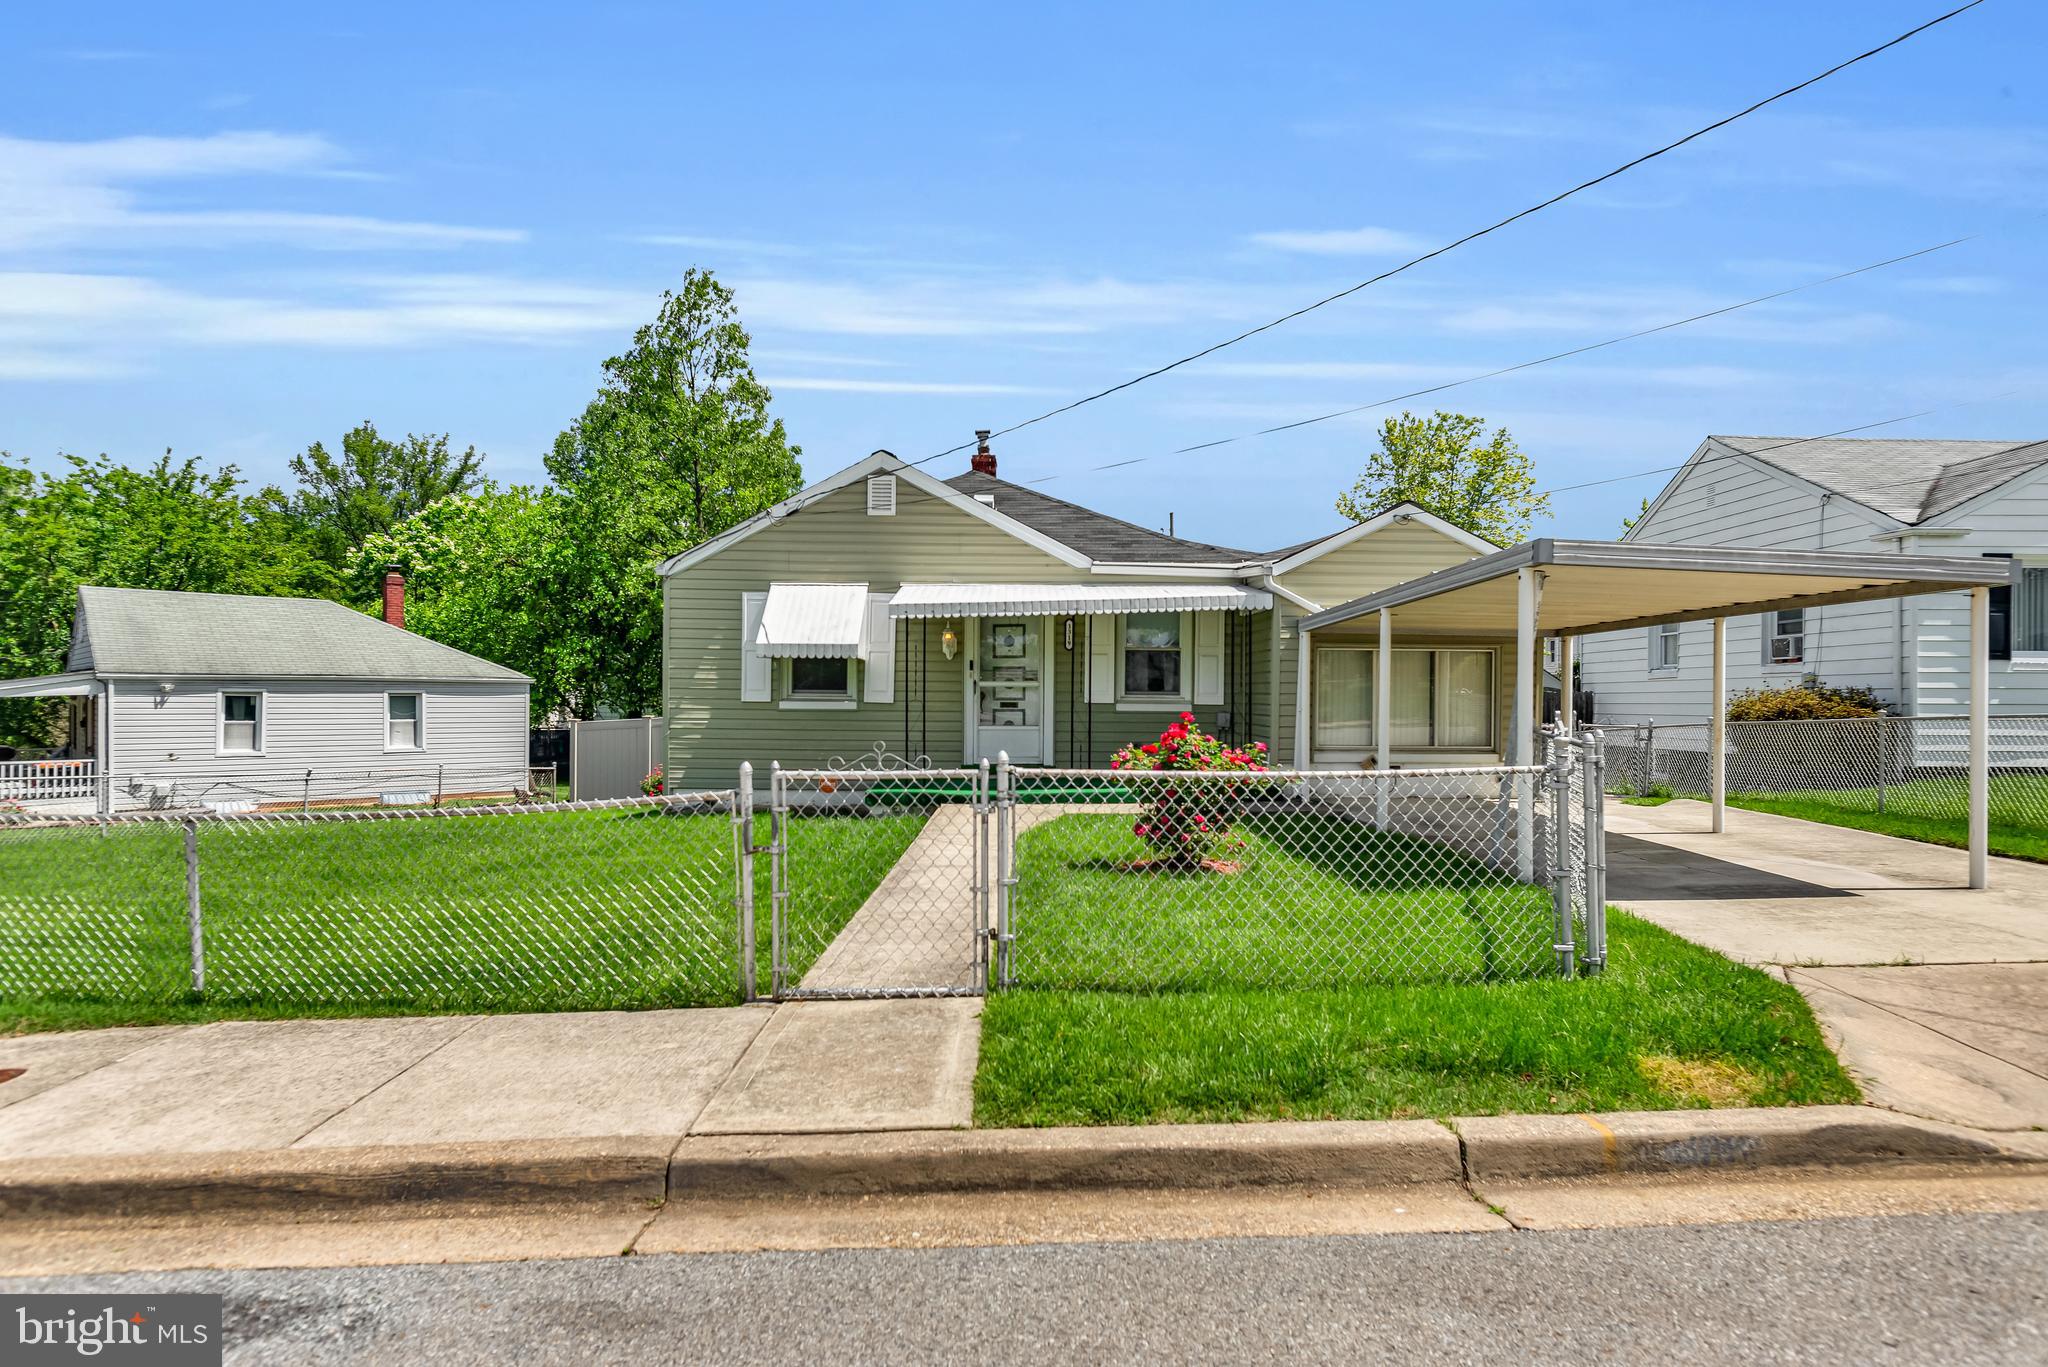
[1598, 715, 2048, 836]
[0, 793, 744, 1011]
[989, 739, 1602, 993]
[767, 759, 985, 999]
[4, 743, 1614, 1014]
[1, 763, 558, 816]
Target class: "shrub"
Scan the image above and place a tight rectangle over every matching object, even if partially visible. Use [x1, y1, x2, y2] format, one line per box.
[1109, 713, 1268, 865]
[641, 766, 665, 796]
[1725, 676, 1887, 722]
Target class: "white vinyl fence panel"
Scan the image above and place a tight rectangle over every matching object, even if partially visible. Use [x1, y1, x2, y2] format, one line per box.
[571, 718, 666, 800]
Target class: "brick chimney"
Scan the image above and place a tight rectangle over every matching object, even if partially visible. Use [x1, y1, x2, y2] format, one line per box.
[971, 429, 996, 477]
[381, 568, 406, 629]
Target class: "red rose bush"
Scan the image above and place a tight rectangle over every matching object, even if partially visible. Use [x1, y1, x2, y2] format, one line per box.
[1109, 712, 1268, 868]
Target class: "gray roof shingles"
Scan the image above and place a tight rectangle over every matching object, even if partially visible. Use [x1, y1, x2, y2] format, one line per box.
[67, 586, 529, 682]
[945, 471, 1260, 565]
[1712, 436, 2048, 525]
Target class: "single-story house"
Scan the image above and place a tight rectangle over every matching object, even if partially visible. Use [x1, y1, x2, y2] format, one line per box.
[656, 436, 1513, 789]
[0, 579, 531, 812]
[1579, 434, 2048, 723]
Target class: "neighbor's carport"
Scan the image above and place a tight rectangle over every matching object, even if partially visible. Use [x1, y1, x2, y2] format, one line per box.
[1299, 540, 2015, 888]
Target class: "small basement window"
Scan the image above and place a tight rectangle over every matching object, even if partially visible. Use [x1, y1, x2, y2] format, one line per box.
[387, 692, 423, 749]
[220, 692, 263, 754]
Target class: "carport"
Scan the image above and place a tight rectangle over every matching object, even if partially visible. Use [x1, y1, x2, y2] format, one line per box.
[1299, 540, 2016, 888]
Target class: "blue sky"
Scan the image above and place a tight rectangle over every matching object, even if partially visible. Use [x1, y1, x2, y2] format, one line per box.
[3, 1, 2043, 552]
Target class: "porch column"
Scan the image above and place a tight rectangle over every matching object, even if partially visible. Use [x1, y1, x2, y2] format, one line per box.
[1293, 624, 1312, 771]
[1515, 568, 1539, 882]
[96, 680, 112, 817]
[1970, 586, 1989, 889]
[1711, 616, 1727, 835]
[1557, 636, 1576, 734]
[1375, 608, 1392, 829]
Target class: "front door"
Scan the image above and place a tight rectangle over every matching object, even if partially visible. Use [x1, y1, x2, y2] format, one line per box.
[965, 615, 1052, 766]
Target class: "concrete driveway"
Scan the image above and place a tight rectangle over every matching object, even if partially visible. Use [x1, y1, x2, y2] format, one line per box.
[1608, 799, 2048, 1132]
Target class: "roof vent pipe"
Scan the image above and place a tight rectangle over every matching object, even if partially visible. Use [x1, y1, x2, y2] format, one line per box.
[971, 429, 996, 477]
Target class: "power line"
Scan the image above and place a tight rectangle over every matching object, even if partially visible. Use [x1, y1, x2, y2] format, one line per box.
[912, 0, 1987, 466]
[1009, 231, 1972, 488]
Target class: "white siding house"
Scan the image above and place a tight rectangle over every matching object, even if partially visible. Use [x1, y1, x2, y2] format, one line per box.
[1578, 435, 2048, 723]
[0, 585, 531, 811]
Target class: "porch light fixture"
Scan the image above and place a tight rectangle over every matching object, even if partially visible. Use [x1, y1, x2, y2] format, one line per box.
[940, 627, 959, 660]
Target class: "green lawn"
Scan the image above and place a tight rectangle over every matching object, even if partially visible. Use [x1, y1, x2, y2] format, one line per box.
[975, 910, 1857, 1126]
[1009, 812, 1558, 990]
[1725, 773, 2048, 864]
[0, 805, 923, 1033]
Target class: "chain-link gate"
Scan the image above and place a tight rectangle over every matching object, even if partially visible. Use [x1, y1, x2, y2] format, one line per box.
[766, 754, 990, 1000]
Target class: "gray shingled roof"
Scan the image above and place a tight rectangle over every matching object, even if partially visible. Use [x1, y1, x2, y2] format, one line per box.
[946, 470, 1258, 564]
[67, 587, 529, 682]
[1712, 436, 2048, 525]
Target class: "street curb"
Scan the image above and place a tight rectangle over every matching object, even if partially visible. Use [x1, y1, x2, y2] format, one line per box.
[0, 1109, 2037, 1220]
[1453, 1105, 2029, 1182]
[668, 1120, 1462, 1198]
[0, 1137, 672, 1221]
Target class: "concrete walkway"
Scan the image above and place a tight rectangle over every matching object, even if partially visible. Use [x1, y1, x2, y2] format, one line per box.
[800, 804, 980, 994]
[0, 1000, 982, 1162]
[1607, 799, 2048, 1131]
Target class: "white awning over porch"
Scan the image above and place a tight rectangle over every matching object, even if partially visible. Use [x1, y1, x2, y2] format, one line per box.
[888, 582, 1272, 619]
[0, 671, 100, 698]
[754, 582, 870, 658]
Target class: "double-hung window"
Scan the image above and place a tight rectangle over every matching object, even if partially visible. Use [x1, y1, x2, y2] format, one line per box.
[220, 692, 263, 754]
[386, 693, 423, 749]
[1311, 647, 1495, 754]
[1765, 609, 1806, 666]
[1120, 612, 1186, 702]
[1650, 621, 1680, 672]
[2017, 562, 2048, 660]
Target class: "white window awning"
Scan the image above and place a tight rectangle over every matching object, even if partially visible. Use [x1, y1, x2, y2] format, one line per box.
[755, 582, 870, 658]
[889, 583, 1274, 619]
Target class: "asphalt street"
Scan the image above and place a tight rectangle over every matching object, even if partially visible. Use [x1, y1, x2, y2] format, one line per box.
[7, 1211, 2044, 1365]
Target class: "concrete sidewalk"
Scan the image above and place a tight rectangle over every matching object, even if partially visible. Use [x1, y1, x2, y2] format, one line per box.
[1607, 799, 2048, 1132]
[0, 999, 982, 1162]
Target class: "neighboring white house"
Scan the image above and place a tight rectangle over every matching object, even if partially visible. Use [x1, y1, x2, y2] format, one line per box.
[1578, 434, 2048, 723]
[0, 582, 532, 811]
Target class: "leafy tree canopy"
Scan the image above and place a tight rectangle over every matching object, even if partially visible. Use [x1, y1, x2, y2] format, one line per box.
[1334, 410, 1549, 546]
[273, 421, 484, 569]
[0, 450, 335, 746]
[544, 269, 803, 716]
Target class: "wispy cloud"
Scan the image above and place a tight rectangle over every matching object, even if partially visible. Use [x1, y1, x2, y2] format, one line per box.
[0, 270, 650, 376]
[1898, 275, 2005, 296]
[626, 233, 806, 256]
[0, 131, 523, 252]
[1247, 226, 1429, 256]
[732, 274, 1272, 338]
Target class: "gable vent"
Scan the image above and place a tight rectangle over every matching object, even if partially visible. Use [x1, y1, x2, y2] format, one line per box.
[866, 474, 898, 516]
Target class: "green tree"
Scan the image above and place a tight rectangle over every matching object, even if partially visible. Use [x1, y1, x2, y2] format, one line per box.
[350, 484, 570, 719]
[1333, 410, 1548, 545]
[276, 421, 484, 568]
[0, 450, 335, 746]
[546, 270, 803, 716]
[1620, 496, 1653, 537]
